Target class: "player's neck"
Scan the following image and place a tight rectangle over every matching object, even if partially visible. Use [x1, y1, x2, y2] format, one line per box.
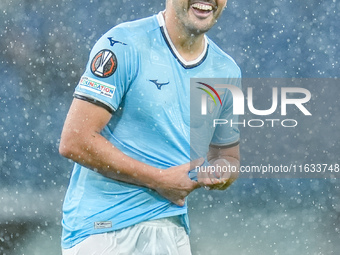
[163, 12, 206, 62]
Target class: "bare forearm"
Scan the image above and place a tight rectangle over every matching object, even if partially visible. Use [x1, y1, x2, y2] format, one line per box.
[208, 145, 240, 172]
[60, 130, 202, 206]
[197, 144, 241, 189]
[59, 131, 159, 189]
[208, 155, 240, 170]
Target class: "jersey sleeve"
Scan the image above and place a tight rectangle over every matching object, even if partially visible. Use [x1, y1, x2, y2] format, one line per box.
[74, 27, 138, 113]
[210, 77, 241, 147]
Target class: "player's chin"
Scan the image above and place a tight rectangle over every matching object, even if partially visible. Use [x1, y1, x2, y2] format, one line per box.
[189, 20, 216, 34]
[188, 13, 216, 31]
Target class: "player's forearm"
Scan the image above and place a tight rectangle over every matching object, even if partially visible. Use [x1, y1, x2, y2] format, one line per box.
[210, 157, 240, 180]
[209, 156, 240, 171]
[59, 131, 160, 189]
[207, 144, 240, 181]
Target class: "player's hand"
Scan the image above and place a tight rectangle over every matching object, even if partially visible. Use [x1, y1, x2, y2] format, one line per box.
[154, 158, 204, 206]
[197, 158, 235, 190]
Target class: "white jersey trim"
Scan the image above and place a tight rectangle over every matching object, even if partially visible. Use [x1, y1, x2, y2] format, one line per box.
[156, 11, 208, 68]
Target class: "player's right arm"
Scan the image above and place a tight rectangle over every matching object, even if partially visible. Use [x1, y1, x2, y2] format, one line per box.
[59, 98, 201, 206]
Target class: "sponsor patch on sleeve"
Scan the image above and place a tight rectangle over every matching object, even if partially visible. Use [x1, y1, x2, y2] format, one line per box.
[79, 76, 116, 98]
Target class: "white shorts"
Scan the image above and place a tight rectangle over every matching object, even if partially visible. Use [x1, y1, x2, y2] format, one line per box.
[62, 216, 192, 255]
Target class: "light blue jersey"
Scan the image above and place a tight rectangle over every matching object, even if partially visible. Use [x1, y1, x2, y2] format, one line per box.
[62, 12, 241, 249]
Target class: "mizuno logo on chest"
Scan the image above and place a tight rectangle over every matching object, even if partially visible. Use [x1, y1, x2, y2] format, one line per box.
[149, 80, 169, 90]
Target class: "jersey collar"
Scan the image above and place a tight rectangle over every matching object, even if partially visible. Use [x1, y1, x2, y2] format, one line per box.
[157, 11, 209, 69]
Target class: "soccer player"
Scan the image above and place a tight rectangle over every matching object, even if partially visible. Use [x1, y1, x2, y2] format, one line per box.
[59, 0, 241, 254]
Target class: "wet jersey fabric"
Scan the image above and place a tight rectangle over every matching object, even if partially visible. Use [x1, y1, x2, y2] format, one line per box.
[62, 12, 241, 249]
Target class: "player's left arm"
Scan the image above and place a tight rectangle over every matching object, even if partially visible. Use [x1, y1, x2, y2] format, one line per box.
[198, 144, 240, 190]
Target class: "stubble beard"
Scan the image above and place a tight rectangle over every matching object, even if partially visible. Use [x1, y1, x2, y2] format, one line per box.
[175, 2, 223, 36]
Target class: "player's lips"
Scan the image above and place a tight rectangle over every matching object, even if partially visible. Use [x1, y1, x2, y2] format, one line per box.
[190, 1, 216, 18]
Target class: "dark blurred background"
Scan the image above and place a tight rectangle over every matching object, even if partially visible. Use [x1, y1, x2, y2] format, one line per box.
[0, 0, 339, 254]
